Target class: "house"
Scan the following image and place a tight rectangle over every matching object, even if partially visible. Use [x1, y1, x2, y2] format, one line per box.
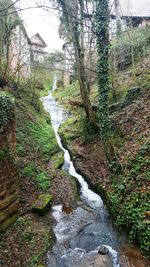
[9, 24, 31, 79]
[62, 0, 150, 85]
[30, 33, 47, 64]
[0, 0, 31, 82]
[110, 0, 150, 36]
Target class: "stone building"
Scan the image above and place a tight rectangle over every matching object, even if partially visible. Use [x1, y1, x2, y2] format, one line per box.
[9, 24, 31, 80]
[30, 33, 47, 64]
[62, 0, 150, 85]
[0, 0, 31, 82]
[110, 0, 150, 37]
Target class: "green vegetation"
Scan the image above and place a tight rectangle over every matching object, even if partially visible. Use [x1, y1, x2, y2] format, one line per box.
[0, 74, 60, 265]
[0, 148, 9, 160]
[36, 172, 51, 192]
[50, 151, 64, 169]
[53, 36, 150, 256]
[27, 118, 59, 160]
[0, 215, 52, 267]
[16, 94, 60, 193]
[32, 194, 53, 215]
[109, 27, 150, 103]
[53, 81, 80, 109]
[111, 26, 150, 70]
[40, 79, 53, 97]
[109, 140, 150, 256]
[0, 94, 15, 133]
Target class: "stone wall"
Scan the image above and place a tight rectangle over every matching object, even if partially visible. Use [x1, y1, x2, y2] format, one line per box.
[0, 96, 19, 231]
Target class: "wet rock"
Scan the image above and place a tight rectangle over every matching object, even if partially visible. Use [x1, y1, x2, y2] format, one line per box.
[53, 248, 114, 267]
[32, 194, 53, 215]
[80, 254, 113, 267]
[98, 245, 109, 255]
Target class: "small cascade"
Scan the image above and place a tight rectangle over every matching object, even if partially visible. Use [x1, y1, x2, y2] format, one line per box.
[42, 92, 103, 210]
[42, 90, 120, 267]
[42, 78, 149, 267]
[52, 75, 57, 91]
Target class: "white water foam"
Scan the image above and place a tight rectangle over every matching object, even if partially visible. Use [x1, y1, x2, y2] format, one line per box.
[42, 87, 120, 267]
[42, 92, 103, 210]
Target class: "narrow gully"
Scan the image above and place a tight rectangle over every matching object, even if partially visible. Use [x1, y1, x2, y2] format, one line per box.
[42, 83, 149, 267]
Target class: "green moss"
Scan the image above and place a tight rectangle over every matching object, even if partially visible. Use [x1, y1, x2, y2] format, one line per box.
[0, 95, 15, 133]
[22, 163, 36, 177]
[0, 149, 9, 160]
[58, 115, 83, 145]
[111, 27, 150, 70]
[16, 96, 62, 194]
[36, 172, 51, 192]
[27, 118, 59, 161]
[50, 151, 64, 169]
[107, 141, 150, 257]
[53, 81, 80, 108]
[32, 194, 53, 215]
[0, 213, 18, 231]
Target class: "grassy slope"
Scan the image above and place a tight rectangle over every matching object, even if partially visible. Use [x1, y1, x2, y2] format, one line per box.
[0, 82, 79, 266]
[0, 88, 60, 266]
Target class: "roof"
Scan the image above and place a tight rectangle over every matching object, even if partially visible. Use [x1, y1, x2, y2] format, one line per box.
[85, 0, 150, 18]
[110, 0, 150, 18]
[30, 33, 47, 48]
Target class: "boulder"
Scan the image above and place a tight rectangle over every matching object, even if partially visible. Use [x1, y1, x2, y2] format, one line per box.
[32, 194, 53, 215]
[98, 245, 109, 255]
[50, 151, 64, 169]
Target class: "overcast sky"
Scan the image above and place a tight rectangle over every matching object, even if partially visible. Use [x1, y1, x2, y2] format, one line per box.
[16, 0, 150, 52]
[17, 0, 64, 52]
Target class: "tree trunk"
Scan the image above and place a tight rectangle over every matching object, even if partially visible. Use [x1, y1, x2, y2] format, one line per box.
[59, 0, 97, 129]
[115, 0, 122, 36]
[94, 0, 113, 160]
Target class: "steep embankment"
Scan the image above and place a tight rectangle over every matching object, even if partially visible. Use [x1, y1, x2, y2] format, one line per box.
[0, 88, 78, 267]
[53, 85, 150, 258]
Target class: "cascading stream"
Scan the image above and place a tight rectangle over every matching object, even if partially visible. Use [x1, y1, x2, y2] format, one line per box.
[43, 92, 103, 210]
[42, 90, 121, 267]
[42, 82, 149, 267]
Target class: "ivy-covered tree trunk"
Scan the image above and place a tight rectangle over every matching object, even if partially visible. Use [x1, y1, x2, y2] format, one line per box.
[94, 0, 115, 161]
[56, 0, 97, 129]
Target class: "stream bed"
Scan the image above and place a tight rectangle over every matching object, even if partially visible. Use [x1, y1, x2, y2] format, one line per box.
[42, 90, 150, 267]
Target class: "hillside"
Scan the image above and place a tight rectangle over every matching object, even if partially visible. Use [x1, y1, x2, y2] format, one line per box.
[53, 64, 150, 257]
[0, 87, 78, 266]
[0, 22, 150, 267]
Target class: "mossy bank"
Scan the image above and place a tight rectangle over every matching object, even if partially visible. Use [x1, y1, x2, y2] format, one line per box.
[53, 82, 150, 258]
[0, 84, 78, 266]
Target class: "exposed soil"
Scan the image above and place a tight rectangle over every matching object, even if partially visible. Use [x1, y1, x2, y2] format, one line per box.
[70, 137, 109, 188]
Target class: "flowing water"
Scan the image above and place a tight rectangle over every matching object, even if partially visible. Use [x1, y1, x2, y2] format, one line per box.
[42, 88, 150, 267]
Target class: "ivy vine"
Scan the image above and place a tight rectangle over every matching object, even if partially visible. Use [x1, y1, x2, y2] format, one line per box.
[94, 0, 111, 150]
[0, 95, 15, 133]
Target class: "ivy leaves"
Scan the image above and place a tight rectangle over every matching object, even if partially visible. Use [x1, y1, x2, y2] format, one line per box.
[0, 95, 14, 133]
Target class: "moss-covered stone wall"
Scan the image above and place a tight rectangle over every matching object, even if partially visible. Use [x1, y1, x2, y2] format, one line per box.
[0, 95, 19, 231]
